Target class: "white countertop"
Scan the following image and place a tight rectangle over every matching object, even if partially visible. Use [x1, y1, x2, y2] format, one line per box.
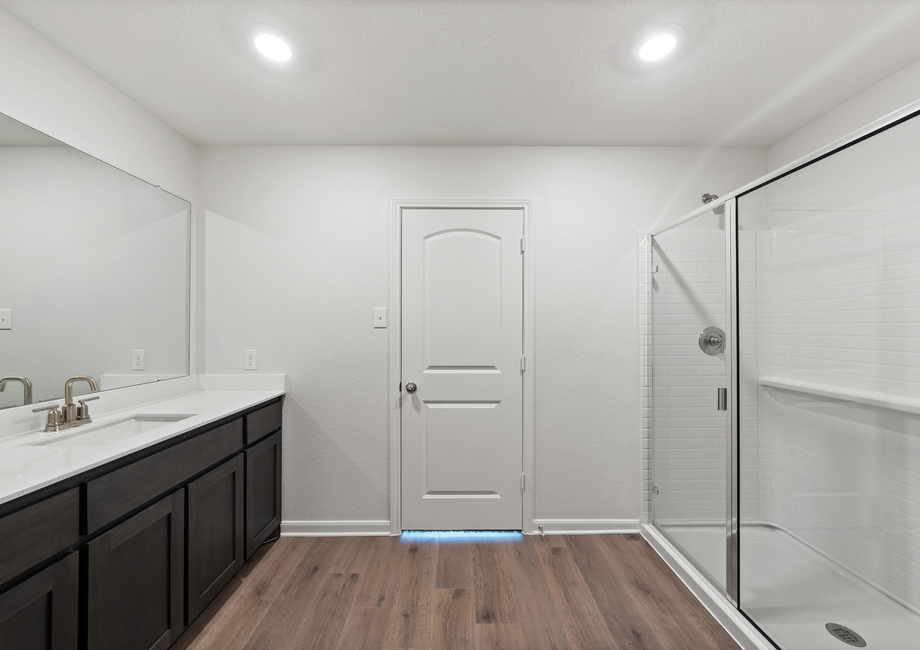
[0, 375, 285, 507]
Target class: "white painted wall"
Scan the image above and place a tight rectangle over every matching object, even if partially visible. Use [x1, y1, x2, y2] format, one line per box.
[769, 56, 920, 171]
[198, 145, 766, 527]
[0, 8, 201, 376]
[0, 8, 195, 200]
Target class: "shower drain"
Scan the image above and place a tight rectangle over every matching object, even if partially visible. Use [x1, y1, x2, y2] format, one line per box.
[825, 622, 866, 647]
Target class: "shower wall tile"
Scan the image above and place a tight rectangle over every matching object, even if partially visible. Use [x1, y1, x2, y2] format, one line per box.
[647, 223, 728, 525]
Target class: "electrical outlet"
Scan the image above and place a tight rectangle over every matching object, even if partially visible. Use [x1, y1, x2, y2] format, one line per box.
[0, 309, 10, 330]
[244, 349, 258, 370]
[132, 349, 146, 370]
[374, 307, 387, 328]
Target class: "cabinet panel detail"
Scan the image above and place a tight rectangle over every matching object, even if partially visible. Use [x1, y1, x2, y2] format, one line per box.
[245, 430, 282, 560]
[85, 419, 242, 533]
[187, 454, 244, 623]
[87, 490, 184, 650]
[0, 552, 78, 650]
[0, 488, 79, 588]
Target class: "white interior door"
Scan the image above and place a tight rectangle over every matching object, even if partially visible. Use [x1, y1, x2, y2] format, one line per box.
[401, 207, 524, 530]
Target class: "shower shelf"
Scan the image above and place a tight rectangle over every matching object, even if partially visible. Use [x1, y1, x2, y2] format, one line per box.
[760, 377, 920, 416]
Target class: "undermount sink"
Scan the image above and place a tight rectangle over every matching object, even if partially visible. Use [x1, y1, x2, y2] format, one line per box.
[29, 414, 195, 447]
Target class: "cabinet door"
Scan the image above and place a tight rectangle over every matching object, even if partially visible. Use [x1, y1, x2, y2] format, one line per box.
[86, 491, 184, 650]
[0, 553, 78, 650]
[187, 454, 244, 623]
[245, 430, 282, 559]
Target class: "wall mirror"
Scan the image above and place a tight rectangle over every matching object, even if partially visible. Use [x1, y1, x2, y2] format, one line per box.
[0, 112, 190, 409]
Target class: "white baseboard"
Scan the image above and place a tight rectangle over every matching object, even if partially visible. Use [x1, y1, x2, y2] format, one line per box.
[281, 520, 392, 537]
[641, 524, 774, 650]
[532, 519, 640, 535]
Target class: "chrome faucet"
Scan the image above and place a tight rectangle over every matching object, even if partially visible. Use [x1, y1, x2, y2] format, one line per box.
[62, 376, 99, 428]
[0, 376, 33, 405]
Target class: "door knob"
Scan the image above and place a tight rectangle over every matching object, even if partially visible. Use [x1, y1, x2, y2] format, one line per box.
[405, 382, 417, 394]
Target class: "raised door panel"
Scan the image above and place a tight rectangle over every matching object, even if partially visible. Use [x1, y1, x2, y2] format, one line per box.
[0, 553, 78, 650]
[245, 431, 281, 559]
[187, 454, 244, 623]
[86, 491, 184, 650]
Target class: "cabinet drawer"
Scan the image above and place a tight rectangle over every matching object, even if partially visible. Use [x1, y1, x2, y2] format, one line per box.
[85, 419, 243, 534]
[245, 400, 281, 445]
[0, 489, 79, 587]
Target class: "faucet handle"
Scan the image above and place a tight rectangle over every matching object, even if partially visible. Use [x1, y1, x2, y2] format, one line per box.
[32, 404, 63, 432]
[77, 396, 99, 420]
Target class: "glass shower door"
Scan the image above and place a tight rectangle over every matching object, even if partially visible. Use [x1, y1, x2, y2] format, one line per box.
[736, 109, 920, 650]
[650, 205, 730, 593]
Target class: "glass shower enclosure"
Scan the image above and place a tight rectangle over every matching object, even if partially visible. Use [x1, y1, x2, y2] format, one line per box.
[646, 104, 920, 649]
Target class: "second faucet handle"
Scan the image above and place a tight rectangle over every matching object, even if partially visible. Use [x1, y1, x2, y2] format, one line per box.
[77, 396, 99, 420]
[32, 404, 63, 432]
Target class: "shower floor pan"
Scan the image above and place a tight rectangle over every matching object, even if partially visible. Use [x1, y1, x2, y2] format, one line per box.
[659, 524, 920, 650]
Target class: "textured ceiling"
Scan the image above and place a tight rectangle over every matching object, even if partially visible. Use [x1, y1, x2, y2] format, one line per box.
[2, 0, 920, 146]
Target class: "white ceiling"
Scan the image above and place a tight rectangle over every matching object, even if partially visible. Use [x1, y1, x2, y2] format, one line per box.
[3, 0, 920, 146]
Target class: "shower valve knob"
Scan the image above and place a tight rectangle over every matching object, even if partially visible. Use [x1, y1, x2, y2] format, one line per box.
[699, 327, 725, 355]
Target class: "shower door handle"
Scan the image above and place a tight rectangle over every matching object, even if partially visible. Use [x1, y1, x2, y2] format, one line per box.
[717, 387, 727, 411]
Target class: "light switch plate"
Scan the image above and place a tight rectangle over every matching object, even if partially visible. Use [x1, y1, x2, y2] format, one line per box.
[132, 349, 146, 370]
[0, 309, 10, 330]
[374, 307, 387, 328]
[244, 349, 258, 370]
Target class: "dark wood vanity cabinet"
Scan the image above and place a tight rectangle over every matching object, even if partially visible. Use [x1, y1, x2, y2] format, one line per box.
[187, 454, 244, 623]
[0, 396, 283, 650]
[86, 490, 185, 650]
[245, 430, 282, 559]
[0, 553, 78, 650]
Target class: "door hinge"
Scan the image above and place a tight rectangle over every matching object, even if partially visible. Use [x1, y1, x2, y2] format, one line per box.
[520, 356, 526, 372]
[520, 237, 525, 253]
[399, 382, 402, 392]
[521, 473, 525, 491]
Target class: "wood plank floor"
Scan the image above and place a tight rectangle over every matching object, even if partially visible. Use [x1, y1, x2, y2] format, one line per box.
[172, 533, 740, 650]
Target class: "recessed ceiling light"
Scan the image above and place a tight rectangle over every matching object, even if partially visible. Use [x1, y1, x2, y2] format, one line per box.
[255, 34, 292, 61]
[634, 24, 684, 63]
[247, 25, 298, 63]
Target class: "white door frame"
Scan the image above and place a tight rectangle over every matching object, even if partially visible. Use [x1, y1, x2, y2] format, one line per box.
[389, 199, 535, 535]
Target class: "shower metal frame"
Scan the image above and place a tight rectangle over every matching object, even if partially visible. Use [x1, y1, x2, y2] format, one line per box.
[646, 96, 920, 619]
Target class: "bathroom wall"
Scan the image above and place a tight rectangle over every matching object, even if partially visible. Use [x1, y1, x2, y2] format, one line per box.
[769, 55, 920, 171]
[0, 8, 195, 203]
[198, 144, 767, 529]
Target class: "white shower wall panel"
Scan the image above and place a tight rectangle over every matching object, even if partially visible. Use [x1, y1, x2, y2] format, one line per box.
[650, 227, 727, 525]
[748, 177, 920, 611]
